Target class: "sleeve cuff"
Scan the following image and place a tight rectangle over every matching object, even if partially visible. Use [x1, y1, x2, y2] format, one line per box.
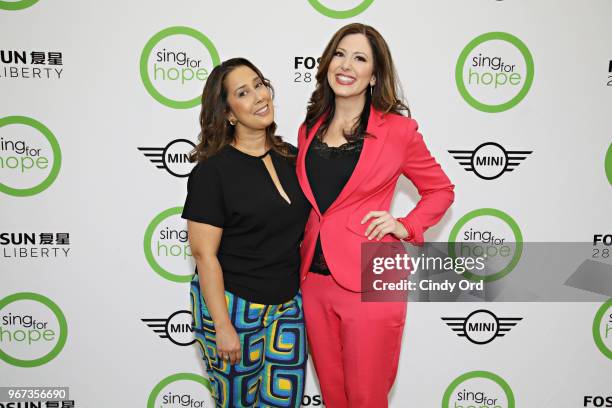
[397, 215, 424, 246]
[181, 212, 224, 229]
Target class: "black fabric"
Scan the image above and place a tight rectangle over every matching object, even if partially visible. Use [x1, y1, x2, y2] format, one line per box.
[305, 137, 364, 274]
[182, 144, 310, 304]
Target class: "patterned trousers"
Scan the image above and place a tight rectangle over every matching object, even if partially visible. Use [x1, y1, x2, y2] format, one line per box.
[190, 277, 307, 408]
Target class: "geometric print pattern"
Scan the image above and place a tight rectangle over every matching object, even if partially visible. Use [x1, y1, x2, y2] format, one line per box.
[190, 276, 307, 407]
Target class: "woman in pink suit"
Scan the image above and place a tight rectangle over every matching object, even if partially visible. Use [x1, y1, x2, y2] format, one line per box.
[297, 23, 455, 407]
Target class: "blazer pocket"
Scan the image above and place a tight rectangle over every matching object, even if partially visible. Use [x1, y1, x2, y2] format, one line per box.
[346, 205, 402, 243]
[345, 205, 371, 237]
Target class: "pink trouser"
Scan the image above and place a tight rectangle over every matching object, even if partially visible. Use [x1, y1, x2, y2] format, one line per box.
[301, 272, 407, 408]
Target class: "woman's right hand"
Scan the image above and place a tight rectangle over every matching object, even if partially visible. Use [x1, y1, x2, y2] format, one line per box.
[215, 321, 242, 365]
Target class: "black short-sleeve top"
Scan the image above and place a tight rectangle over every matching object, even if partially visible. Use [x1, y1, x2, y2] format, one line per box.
[182, 144, 310, 305]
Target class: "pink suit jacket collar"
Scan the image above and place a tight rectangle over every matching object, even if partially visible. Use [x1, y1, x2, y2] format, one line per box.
[297, 105, 388, 218]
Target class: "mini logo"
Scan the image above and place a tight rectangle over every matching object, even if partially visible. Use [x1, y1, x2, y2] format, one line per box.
[307, 0, 374, 19]
[442, 371, 515, 408]
[0, 116, 61, 197]
[148, 373, 213, 408]
[138, 139, 195, 177]
[448, 142, 532, 180]
[1, 50, 64, 80]
[456, 32, 534, 112]
[142, 310, 195, 346]
[0, 292, 68, 367]
[1, 232, 71, 259]
[140, 26, 220, 109]
[0, 0, 39, 11]
[442, 309, 522, 344]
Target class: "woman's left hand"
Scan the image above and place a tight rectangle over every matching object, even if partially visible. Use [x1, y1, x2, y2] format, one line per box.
[361, 211, 409, 241]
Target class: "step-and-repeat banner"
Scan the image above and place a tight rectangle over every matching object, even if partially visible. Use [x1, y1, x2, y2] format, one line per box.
[2, 0, 611, 407]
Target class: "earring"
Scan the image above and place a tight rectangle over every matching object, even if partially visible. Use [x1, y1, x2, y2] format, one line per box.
[229, 119, 237, 126]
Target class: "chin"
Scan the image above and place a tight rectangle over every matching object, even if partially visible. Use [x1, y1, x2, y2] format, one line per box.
[333, 88, 360, 98]
[258, 117, 274, 128]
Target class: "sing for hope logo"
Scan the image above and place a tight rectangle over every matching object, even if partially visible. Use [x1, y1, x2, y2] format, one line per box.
[307, 0, 374, 19]
[456, 32, 534, 112]
[147, 373, 213, 408]
[144, 207, 195, 283]
[0, 0, 39, 10]
[448, 208, 523, 282]
[140, 26, 220, 109]
[593, 299, 612, 359]
[442, 371, 515, 408]
[0, 292, 67, 367]
[0, 116, 61, 197]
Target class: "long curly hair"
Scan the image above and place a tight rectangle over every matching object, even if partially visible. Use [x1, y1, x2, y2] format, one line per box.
[305, 23, 410, 140]
[190, 58, 292, 162]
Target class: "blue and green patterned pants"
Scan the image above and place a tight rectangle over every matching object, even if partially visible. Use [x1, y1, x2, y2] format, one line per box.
[190, 277, 306, 408]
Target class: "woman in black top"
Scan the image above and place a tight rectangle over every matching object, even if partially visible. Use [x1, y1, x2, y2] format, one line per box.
[182, 58, 310, 408]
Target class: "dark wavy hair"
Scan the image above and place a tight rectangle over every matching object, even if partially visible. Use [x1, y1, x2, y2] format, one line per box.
[305, 23, 410, 139]
[189, 58, 292, 162]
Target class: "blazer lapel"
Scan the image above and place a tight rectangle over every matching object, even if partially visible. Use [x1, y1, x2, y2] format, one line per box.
[325, 106, 388, 215]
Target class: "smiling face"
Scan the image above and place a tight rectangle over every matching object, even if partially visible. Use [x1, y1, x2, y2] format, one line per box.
[224, 65, 274, 132]
[327, 33, 376, 100]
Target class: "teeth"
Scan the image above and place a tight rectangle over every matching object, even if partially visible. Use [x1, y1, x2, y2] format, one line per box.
[337, 74, 355, 83]
[255, 105, 268, 115]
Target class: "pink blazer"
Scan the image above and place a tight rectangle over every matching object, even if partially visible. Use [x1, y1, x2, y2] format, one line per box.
[296, 106, 455, 291]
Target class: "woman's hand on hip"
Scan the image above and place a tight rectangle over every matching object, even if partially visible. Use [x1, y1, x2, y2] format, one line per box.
[361, 211, 409, 241]
[215, 321, 242, 365]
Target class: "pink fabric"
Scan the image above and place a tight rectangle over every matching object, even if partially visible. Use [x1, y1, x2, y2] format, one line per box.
[297, 107, 453, 406]
[302, 273, 407, 408]
[297, 106, 455, 291]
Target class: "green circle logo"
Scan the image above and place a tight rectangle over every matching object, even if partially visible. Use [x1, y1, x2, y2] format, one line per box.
[0, 0, 39, 10]
[0, 116, 62, 197]
[147, 373, 212, 408]
[605, 143, 612, 185]
[442, 370, 515, 408]
[144, 206, 193, 283]
[0, 292, 68, 367]
[140, 26, 221, 109]
[448, 208, 523, 282]
[456, 32, 534, 112]
[307, 0, 374, 18]
[592, 298, 612, 359]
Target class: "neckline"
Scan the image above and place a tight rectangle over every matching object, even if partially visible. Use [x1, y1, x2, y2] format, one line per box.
[315, 136, 363, 149]
[228, 144, 271, 159]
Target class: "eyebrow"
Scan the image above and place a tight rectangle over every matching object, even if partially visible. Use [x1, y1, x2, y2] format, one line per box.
[234, 76, 262, 93]
[336, 47, 368, 58]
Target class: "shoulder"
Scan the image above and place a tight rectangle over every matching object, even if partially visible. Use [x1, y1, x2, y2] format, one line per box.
[283, 141, 298, 156]
[297, 123, 308, 145]
[383, 112, 418, 134]
[379, 113, 420, 148]
[188, 149, 228, 181]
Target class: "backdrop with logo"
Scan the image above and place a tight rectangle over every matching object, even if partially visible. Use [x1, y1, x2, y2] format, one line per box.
[2, 1, 611, 407]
